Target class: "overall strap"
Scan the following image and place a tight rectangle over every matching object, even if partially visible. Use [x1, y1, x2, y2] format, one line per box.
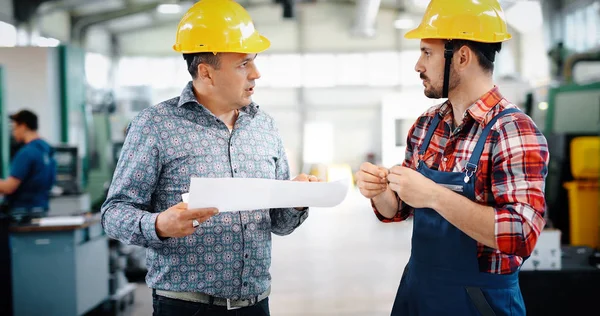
[418, 114, 443, 155]
[465, 108, 521, 171]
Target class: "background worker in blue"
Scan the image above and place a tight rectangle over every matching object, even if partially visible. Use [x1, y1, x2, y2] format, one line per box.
[0, 109, 56, 215]
[355, 0, 549, 315]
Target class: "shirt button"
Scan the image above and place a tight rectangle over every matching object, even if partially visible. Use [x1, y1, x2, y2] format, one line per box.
[243, 282, 248, 287]
[443, 158, 448, 162]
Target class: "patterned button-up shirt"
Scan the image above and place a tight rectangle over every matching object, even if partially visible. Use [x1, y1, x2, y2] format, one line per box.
[374, 87, 549, 274]
[101, 82, 308, 299]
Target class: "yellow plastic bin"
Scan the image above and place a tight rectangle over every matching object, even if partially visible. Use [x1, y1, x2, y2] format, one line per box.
[564, 181, 599, 248]
[570, 136, 600, 179]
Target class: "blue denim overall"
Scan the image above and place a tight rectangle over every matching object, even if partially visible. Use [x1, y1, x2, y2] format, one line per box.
[391, 108, 525, 316]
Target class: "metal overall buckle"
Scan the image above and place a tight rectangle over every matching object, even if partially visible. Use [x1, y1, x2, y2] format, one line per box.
[463, 162, 478, 183]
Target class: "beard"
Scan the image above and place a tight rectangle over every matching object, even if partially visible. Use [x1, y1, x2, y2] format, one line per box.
[422, 67, 460, 99]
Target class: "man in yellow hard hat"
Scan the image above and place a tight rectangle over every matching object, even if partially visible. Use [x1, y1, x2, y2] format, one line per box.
[355, 0, 549, 315]
[101, 1, 318, 314]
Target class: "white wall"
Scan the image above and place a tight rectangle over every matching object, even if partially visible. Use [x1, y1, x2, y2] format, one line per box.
[0, 47, 62, 144]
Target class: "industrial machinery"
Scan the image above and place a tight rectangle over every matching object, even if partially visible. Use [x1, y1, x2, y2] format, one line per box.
[542, 50, 600, 247]
[516, 49, 600, 316]
[48, 145, 91, 216]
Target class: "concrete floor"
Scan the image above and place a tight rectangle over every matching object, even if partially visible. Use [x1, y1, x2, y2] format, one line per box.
[130, 189, 413, 316]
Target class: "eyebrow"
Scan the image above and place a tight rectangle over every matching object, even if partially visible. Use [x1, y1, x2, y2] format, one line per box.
[241, 54, 258, 63]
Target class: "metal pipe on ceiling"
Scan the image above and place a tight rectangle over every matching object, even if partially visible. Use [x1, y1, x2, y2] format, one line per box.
[351, 0, 382, 37]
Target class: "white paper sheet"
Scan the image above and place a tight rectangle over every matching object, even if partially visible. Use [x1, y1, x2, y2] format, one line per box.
[38, 216, 86, 226]
[182, 178, 349, 212]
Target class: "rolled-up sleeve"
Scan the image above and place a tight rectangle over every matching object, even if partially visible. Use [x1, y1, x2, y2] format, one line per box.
[492, 116, 549, 258]
[269, 131, 308, 236]
[101, 111, 164, 248]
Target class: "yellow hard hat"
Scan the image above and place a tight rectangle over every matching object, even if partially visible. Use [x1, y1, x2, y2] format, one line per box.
[405, 0, 512, 43]
[173, 0, 270, 54]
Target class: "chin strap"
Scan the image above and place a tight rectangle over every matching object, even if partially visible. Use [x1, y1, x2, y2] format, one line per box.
[442, 41, 454, 99]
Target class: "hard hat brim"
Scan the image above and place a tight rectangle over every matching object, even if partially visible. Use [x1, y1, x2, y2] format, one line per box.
[404, 27, 512, 43]
[173, 34, 271, 54]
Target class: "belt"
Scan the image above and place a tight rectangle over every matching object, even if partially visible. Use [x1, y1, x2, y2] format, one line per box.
[155, 286, 270, 310]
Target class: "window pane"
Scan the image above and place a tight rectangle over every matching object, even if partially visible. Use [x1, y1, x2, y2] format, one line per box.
[565, 12, 576, 50]
[336, 53, 367, 86]
[303, 54, 336, 88]
[85, 53, 111, 89]
[399, 50, 421, 86]
[574, 9, 586, 51]
[586, 3, 599, 48]
[366, 52, 400, 86]
[265, 54, 302, 88]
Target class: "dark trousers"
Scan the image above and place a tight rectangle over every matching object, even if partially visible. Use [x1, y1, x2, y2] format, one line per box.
[152, 291, 270, 316]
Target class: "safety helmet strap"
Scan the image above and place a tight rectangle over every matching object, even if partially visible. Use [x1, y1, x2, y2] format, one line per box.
[442, 41, 454, 99]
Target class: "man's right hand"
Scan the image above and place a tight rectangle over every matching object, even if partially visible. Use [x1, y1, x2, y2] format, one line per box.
[155, 203, 219, 238]
[355, 162, 389, 199]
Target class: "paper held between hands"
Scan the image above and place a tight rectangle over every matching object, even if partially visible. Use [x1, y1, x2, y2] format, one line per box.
[181, 177, 350, 212]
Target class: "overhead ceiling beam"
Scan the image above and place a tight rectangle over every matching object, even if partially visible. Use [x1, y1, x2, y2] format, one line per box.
[110, 0, 290, 36]
[71, 1, 161, 43]
[112, 0, 400, 35]
[36, 0, 106, 16]
[113, 18, 181, 36]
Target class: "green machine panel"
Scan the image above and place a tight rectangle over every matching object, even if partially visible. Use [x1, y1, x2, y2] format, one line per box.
[547, 82, 600, 134]
[59, 45, 88, 189]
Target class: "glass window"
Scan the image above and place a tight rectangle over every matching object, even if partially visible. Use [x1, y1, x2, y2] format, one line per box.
[564, 12, 575, 50]
[574, 8, 586, 51]
[366, 52, 400, 86]
[586, 2, 599, 48]
[398, 50, 421, 86]
[85, 53, 111, 89]
[303, 54, 336, 88]
[335, 53, 366, 86]
[265, 54, 303, 88]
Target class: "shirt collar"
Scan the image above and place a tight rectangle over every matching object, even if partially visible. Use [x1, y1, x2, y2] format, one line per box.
[437, 86, 504, 126]
[176, 81, 198, 108]
[177, 81, 260, 117]
[466, 86, 504, 126]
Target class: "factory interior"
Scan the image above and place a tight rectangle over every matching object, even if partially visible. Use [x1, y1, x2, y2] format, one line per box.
[0, 0, 599, 315]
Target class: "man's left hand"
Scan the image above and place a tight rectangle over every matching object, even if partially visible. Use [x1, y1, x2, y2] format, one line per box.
[292, 173, 322, 210]
[387, 166, 439, 209]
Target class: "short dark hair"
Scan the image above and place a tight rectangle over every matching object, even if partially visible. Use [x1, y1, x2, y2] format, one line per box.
[448, 40, 502, 73]
[9, 109, 38, 131]
[183, 53, 221, 79]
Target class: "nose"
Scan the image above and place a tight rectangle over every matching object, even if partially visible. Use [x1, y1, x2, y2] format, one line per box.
[249, 62, 261, 80]
[414, 58, 425, 74]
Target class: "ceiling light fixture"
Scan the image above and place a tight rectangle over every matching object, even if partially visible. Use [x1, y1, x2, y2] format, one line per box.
[157, 3, 181, 14]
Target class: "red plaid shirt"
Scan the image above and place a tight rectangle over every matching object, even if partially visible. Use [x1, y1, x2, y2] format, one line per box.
[374, 87, 549, 274]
